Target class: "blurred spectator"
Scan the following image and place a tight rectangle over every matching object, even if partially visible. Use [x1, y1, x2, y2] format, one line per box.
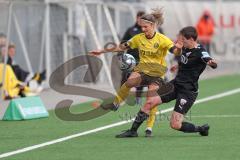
[157, 26, 164, 34]
[1, 43, 46, 84]
[0, 33, 6, 46]
[196, 10, 215, 54]
[0, 33, 7, 56]
[121, 11, 145, 61]
[0, 63, 31, 100]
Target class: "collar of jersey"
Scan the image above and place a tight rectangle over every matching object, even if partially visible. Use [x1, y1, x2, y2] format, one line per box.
[145, 32, 156, 39]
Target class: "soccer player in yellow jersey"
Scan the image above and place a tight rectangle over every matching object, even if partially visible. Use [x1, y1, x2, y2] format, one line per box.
[90, 8, 182, 136]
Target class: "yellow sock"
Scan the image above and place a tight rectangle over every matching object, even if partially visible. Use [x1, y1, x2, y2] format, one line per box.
[113, 83, 131, 105]
[33, 73, 40, 81]
[146, 106, 158, 130]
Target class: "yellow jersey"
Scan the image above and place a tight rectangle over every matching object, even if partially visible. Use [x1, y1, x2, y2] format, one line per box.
[127, 32, 173, 77]
[0, 64, 30, 99]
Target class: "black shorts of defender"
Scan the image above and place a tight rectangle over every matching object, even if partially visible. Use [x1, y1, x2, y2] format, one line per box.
[158, 81, 198, 115]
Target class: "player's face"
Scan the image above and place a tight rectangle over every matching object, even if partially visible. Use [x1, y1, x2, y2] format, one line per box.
[1, 47, 7, 57]
[181, 35, 194, 48]
[0, 37, 6, 46]
[8, 47, 16, 58]
[140, 20, 155, 37]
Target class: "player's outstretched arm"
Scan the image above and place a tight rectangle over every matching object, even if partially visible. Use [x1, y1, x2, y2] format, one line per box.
[89, 42, 129, 56]
[169, 38, 183, 56]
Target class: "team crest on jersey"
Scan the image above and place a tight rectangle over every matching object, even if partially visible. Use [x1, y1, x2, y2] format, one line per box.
[154, 43, 159, 49]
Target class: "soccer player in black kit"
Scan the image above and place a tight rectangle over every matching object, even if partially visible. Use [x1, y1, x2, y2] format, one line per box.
[116, 26, 218, 138]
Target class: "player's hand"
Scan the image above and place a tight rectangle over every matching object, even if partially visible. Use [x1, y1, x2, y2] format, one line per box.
[175, 39, 183, 49]
[175, 41, 183, 49]
[170, 64, 178, 73]
[175, 34, 183, 49]
[15, 83, 25, 90]
[207, 59, 217, 69]
[89, 50, 103, 56]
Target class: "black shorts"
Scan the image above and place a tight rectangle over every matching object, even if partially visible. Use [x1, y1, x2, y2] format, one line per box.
[159, 81, 198, 115]
[139, 72, 164, 86]
[121, 70, 131, 85]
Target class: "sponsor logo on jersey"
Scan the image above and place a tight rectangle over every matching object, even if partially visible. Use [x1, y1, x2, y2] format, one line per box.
[181, 55, 188, 64]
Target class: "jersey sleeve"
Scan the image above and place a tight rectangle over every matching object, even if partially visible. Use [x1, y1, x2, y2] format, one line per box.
[127, 35, 138, 49]
[161, 36, 174, 50]
[200, 51, 212, 63]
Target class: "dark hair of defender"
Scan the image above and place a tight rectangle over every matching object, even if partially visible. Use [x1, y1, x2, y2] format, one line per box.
[179, 26, 198, 41]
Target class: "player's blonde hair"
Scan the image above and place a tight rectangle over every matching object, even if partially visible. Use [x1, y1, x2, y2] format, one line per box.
[140, 7, 164, 26]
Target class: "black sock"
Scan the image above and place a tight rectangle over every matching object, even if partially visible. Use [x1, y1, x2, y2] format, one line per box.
[130, 110, 149, 132]
[179, 122, 200, 133]
[19, 90, 26, 97]
[136, 86, 143, 98]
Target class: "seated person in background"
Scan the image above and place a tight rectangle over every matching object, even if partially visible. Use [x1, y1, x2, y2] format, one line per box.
[0, 33, 7, 50]
[0, 63, 31, 100]
[1, 43, 46, 84]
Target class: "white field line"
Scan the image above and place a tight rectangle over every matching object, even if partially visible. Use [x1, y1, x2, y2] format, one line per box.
[0, 88, 240, 159]
[186, 115, 240, 118]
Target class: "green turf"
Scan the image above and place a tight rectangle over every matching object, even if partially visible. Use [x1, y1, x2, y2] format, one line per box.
[0, 74, 240, 160]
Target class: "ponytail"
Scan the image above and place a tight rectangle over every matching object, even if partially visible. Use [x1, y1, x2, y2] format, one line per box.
[140, 7, 164, 26]
[151, 7, 164, 25]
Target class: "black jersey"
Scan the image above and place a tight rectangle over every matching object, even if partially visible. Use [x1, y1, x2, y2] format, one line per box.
[174, 44, 212, 92]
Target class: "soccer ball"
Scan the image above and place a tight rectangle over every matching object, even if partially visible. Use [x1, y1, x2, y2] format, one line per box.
[119, 53, 136, 71]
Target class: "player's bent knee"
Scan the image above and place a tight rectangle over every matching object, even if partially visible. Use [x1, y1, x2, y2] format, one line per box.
[146, 96, 161, 107]
[142, 100, 153, 111]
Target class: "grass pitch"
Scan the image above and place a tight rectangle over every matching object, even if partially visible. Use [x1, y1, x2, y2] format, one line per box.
[0, 74, 240, 160]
